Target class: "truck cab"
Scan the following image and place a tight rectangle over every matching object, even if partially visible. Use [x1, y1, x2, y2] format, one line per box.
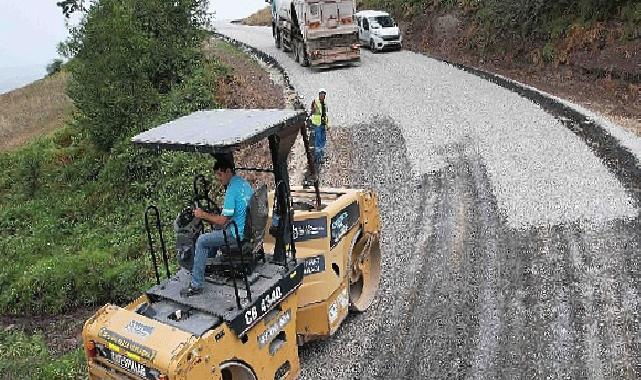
[355, 10, 402, 53]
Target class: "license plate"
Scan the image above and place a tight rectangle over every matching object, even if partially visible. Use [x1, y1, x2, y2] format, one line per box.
[108, 349, 152, 379]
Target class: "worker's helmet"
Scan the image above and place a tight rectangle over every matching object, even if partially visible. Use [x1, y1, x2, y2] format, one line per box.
[319, 88, 327, 95]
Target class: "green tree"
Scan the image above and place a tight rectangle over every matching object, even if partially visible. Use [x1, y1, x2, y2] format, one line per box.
[62, 0, 211, 151]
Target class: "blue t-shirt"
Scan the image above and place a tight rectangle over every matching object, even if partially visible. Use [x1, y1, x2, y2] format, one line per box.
[222, 176, 254, 238]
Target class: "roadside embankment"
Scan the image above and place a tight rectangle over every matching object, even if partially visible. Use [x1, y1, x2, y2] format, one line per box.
[357, 1, 640, 134]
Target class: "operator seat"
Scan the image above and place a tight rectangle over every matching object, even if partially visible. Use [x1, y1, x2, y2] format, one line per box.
[207, 184, 268, 276]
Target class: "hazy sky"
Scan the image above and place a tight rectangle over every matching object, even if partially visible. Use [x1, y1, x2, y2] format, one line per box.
[0, 0, 267, 69]
[211, 0, 266, 21]
[0, 0, 70, 69]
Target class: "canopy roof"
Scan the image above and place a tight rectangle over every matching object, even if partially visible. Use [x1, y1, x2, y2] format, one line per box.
[132, 109, 306, 153]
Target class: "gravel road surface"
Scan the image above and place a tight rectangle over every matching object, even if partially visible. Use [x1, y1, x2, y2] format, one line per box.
[216, 23, 640, 379]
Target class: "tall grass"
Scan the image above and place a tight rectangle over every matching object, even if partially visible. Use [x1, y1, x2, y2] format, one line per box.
[0, 329, 85, 380]
[0, 72, 73, 151]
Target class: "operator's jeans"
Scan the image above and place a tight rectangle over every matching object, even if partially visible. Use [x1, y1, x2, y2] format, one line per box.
[191, 226, 237, 289]
[313, 124, 326, 167]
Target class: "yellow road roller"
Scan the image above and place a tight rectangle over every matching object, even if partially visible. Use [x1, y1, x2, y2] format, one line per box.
[81, 109, 381, 380]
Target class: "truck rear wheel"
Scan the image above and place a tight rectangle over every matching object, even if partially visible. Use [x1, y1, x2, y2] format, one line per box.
[294, 41, 300, 63]
[298, 42, 309, 67]
[348, 230, 382, 312]
[275, 31, 282, 49]
[220, 362, 257, 380]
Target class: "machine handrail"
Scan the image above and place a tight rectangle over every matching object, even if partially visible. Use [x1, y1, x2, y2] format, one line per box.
[274, 180, 297, 264]
[228, 220, 252, 303]
[144, 205, 170, 285]
[222, 228, 242, 309]
[300, 120, 322, 210]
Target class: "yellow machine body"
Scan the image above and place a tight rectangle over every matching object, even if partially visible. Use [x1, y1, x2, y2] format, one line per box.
[83, 292, 301, 380]
[264, 187, 381, 342]
[83, 109, 382, 379]
[81, 187, 380, 380]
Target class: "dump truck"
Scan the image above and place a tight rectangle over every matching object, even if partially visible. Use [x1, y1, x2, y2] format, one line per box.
[81, 109, 381, 380]
[268, 0, 361, 67]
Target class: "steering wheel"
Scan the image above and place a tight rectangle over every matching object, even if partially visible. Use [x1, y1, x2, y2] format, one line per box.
[192, 173, 221, 215]
[193, 194, 220, 215]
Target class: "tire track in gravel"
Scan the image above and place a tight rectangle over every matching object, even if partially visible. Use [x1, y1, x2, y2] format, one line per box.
[500, 220, 641, 379]
[215, 23, 640, 380]
[354, 143, 505, 380]
[347, 132, 641, 379]
[297, 117, 439, 380]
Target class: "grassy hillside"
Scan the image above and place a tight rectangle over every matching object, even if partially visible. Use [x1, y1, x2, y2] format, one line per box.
[0, 72, 73, 151]
[0, 1, 220, 377]
[242, 6, 272, 26]
[0, 57, 225, 379]
[0, 57, 226, 316]
[0, 35, 288, 378]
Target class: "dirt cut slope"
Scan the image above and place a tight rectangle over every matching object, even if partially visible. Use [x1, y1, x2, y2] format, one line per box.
[398, 11, 641, 133]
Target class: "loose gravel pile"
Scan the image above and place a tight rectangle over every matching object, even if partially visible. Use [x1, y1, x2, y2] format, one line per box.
[216, 23, 640, 379]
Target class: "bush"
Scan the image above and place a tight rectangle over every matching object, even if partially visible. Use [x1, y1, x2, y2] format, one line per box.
[46, 59, 65, 77]
[541, 41, 556, 63]
[474, 0, 639, 47]
[620, 2, 641, 39]
[63, 0, 211, 151]
[0, 53, 223, 314]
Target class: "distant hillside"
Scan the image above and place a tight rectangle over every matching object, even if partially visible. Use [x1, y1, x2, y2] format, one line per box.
[0, 72, 73, 151]
[359, 1, 640, 79]
[0, 65, 47, 95]
[243, 6, 272, 26]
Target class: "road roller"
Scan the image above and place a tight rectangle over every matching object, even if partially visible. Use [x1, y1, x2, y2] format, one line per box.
[81, 109, 382, 380]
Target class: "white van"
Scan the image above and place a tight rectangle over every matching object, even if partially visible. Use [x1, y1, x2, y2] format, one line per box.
[355, 10, 402, 53]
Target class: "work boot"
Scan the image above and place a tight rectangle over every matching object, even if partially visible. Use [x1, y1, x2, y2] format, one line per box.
[180, 284, 203, 297]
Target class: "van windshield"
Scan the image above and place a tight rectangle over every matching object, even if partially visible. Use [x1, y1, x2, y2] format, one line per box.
[374, 16, 395, 28]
